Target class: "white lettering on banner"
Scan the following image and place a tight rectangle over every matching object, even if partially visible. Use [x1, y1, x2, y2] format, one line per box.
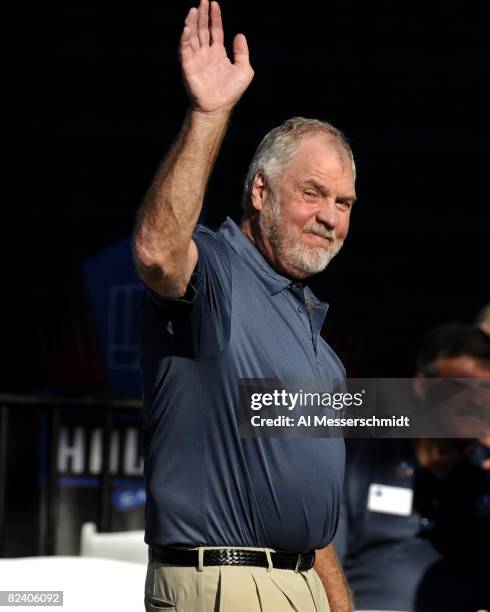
[57, 427, 85, 473]
[88, 429, 121, 474]
[57, 426, 143, 477]
[123, 429, 143, 475]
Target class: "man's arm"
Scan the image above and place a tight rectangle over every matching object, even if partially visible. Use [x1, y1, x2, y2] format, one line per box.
[132, 0, 253, 298]
[314, 543, 353, 612]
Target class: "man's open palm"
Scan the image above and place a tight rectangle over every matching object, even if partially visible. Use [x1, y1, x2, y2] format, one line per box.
[179, 0, 254, 114]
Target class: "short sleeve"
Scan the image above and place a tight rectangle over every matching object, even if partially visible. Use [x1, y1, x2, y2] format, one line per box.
[141, 225, 232, 360]
[146, 267, 201, 308]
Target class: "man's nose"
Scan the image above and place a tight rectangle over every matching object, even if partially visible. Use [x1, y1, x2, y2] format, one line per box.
[316, 198, 340, 229]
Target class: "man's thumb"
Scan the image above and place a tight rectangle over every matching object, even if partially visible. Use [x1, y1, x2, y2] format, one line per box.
[232, 33, 250, 66]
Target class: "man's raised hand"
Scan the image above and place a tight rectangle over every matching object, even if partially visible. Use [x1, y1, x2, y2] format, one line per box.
[179, 0, 254, 115]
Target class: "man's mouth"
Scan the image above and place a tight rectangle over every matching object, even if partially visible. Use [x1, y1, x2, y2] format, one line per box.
[303, 231, 333, 244]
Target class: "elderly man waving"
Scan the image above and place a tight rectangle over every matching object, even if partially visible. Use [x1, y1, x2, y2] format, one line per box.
[133, 1, 357, 610]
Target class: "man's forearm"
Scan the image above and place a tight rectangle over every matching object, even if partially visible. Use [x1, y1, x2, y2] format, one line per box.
[133, 109, 230, 271]
[314, 544, 353, 612]
[133, 0, 253, 295]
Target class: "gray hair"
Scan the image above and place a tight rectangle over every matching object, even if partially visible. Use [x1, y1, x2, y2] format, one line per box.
[241, 117, 355, 214]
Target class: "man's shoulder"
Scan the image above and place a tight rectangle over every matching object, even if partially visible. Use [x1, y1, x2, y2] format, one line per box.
[194, 223, 216, 238]
[194, 222, 231, 249]
[193, 222, 231, 255]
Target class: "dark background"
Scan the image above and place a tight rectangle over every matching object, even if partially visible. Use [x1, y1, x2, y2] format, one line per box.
[11, 0, 489, 392]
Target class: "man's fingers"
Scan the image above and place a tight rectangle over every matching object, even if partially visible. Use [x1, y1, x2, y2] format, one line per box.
[210, 1, 224, 46]
[197, 0, 210, 47]
[232, 33, 250, 66]
[179, 25, 191, 61]
[182, 7, 199, 54]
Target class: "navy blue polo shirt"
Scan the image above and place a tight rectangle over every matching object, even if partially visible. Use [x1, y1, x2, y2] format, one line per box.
[140, 217, 345, 552]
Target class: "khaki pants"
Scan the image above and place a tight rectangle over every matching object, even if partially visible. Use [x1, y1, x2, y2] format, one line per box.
[144, 547, 330, 612]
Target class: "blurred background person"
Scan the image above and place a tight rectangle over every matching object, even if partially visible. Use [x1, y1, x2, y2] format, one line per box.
[335, 323, 490, 612]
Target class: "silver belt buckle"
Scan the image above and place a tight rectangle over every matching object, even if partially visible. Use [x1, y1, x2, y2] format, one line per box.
[294, 553, 303, 573]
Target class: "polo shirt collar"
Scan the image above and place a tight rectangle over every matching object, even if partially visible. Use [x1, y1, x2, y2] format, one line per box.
[218, 217, 328, 310]
[219, 217, 289, 295]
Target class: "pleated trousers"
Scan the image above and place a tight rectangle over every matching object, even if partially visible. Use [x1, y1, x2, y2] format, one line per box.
[144, 546, 330, 612]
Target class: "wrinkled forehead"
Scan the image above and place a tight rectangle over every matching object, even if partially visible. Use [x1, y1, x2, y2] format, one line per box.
[283, 133, 356, 184]
[295, 132, 352, 168]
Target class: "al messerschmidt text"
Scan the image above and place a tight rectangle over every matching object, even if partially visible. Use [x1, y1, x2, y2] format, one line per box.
[251, 415, 411, 428]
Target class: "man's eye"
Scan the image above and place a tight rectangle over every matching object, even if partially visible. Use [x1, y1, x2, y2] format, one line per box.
[304, 191, 317, 199]
[336, 201, 351, 211]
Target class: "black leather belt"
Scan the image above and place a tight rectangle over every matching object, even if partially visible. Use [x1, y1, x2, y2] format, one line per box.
[149, 546, 316, 572]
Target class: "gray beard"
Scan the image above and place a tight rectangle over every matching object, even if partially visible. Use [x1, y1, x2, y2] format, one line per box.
[258, 192, 343, 275]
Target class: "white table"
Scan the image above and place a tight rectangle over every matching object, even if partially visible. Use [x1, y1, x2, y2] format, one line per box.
[0, 556, 147, 611]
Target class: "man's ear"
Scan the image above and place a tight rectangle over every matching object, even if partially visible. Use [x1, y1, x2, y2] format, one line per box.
[250, 172, 266, 212]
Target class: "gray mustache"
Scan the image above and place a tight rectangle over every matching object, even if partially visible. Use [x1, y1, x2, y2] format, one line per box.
[302, 225, 336, 240]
